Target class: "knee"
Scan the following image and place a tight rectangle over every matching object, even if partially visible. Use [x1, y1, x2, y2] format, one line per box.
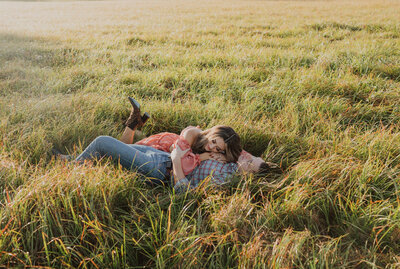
[93, 135, 114, 147]
[95, 135, 112, 142]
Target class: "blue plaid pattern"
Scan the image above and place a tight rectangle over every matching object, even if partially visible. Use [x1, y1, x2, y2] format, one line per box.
[174, 160, 238, 192]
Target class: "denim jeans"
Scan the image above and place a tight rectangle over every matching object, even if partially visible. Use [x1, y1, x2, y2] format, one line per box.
[76, 136, 171, 184]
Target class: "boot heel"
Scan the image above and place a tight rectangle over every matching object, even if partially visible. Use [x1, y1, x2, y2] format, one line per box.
[141, 112, 150, 124]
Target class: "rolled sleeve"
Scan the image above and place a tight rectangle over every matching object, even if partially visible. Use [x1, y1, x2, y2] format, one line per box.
[173, 177, 194, 193]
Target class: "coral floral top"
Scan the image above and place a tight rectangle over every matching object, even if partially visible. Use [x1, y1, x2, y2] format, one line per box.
[135, 132, 200, 176]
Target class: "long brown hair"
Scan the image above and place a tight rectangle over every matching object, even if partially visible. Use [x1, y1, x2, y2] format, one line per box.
[192, 125, 242, 162]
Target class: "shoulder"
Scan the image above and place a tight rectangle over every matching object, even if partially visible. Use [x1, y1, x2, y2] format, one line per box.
[181, 127, 202, 146]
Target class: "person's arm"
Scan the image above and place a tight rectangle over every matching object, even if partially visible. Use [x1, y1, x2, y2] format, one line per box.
[120, 127, 135, 144]
[171, 145, 189, 183]
[199, 152, 212, 161]
[170, 145, 193, 192]
[172, 156, 185, 183]
[181, 126, 202, 147]
[210, 153, 227, 163]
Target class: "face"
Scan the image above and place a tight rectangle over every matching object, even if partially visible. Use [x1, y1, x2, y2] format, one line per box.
[237, 152, 264, 173]
[205, 136, 226, 153]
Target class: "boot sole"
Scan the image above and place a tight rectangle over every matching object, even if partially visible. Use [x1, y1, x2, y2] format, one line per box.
[128, 96, 140, 110]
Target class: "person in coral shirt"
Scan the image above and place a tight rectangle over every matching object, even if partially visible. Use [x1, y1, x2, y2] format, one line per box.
[53, 97, 279, 190]
[120, 98, 243, 176]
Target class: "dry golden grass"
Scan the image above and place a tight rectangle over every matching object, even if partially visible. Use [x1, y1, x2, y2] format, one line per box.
[1, 0, 400, 267]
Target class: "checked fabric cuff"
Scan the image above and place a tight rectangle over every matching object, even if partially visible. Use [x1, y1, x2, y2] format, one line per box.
[174, 178, 191, 192]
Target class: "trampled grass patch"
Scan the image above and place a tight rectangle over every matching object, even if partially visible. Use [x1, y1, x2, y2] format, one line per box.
[0, 0, 400, 267]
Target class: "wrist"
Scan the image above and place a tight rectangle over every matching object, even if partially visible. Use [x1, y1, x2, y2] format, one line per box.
[172, 157, 181, 166]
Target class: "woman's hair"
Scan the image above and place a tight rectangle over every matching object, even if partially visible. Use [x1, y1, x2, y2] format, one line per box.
[192, 125, 242, 162]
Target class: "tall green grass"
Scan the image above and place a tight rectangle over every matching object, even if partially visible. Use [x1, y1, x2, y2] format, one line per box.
[1, 0, 400, 267]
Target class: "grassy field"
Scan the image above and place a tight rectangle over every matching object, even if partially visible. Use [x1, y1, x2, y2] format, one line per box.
[1, 0, 400, 267]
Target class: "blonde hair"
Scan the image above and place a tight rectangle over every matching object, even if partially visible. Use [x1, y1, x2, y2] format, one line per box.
[192, 125, 242, 162]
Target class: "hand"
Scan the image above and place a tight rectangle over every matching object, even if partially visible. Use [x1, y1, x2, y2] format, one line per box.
[211, 152, 227, 163]
[199, 152, 213, 162]
[199, 152, 227, 163]
[170, 144, 189, 163]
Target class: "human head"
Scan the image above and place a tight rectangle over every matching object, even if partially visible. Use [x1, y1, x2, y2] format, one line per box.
[192, 125, 242, 163]
[237, 150, 272, 174]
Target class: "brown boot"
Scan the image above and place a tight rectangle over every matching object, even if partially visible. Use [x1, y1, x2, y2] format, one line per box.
[125, 97, 143, 130]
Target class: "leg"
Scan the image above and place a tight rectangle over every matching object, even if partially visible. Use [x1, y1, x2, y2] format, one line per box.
[76, 136, 170, 183]
[124, 97, 150, 132]
[120, 126, 136, 144]
[120, 97, 150, 144]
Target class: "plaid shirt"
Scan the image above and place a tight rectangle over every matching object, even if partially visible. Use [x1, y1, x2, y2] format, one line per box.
[174, 160, 238, 192]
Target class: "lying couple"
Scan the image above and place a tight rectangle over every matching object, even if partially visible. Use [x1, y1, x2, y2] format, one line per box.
[59, 97, 274, 192]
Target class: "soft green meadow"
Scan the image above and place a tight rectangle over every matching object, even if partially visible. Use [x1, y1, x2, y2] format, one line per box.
[0, 0, 400, 267]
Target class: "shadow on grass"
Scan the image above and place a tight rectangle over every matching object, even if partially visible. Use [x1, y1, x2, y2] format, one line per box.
[0, 32, 94, 68]
[0, 33, 103, 96]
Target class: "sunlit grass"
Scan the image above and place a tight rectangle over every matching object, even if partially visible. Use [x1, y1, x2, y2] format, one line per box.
[1, 0, 400, 267]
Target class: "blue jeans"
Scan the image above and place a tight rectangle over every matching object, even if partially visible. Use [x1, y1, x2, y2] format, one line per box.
[76, 136, 171, 184]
